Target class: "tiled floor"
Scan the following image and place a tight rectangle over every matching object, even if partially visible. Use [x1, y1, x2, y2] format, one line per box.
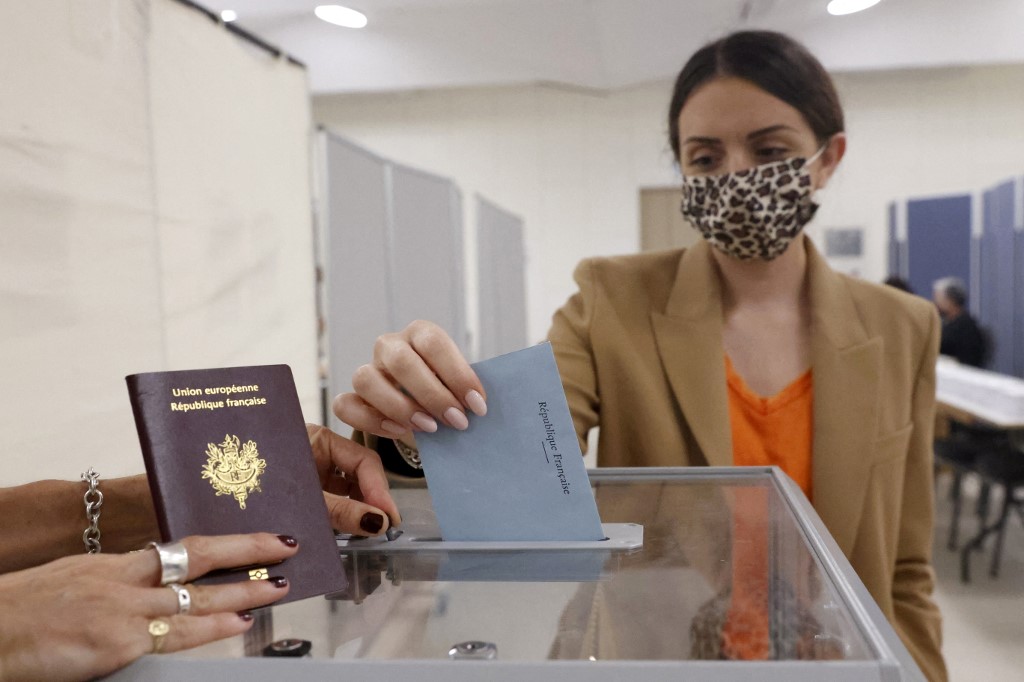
[931, 473, 1024, 681]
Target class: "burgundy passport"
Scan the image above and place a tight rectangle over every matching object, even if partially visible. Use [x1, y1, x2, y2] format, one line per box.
[126, 364, 345, 604]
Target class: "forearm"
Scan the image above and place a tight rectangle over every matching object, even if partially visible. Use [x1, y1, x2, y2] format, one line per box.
[0, 474, 158, 573]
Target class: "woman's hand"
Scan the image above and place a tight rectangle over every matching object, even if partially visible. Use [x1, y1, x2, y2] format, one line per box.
[332, 320, 488, 439]
[0, 532, 299, 682]
[307, 424, 402, 534]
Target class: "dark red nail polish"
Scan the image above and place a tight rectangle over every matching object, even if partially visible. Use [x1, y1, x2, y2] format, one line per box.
[238, 611, 254, 622]
[277, 534, 298, 547]
[269, 576, 288, 588]
[360, 512, 385, 534]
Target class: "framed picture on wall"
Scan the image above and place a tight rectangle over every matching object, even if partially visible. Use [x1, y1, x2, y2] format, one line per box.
[824, 227, 864, 258]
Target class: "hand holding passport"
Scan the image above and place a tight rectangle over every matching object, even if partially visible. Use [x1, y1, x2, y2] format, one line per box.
[127, 365, 398, 603]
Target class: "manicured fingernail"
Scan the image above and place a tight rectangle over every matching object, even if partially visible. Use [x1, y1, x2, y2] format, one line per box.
[444, 407, 469, 430]
[360, 512, 385, 534]
[381, 419, 406, 436]
[465, 390, 487, 417]
[269, 576, 289, 588]
[410, 412, 438, 432]
[238, 611, 254, 621]
[277, 535, 297, 547]
[360, 512, 385, 532]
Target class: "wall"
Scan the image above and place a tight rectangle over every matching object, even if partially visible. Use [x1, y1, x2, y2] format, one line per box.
[313, 64, 1024, 346]
[0, 0, 318, 486]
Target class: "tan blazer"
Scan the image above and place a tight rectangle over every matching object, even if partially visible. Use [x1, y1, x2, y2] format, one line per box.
[547, 237, 945, 681]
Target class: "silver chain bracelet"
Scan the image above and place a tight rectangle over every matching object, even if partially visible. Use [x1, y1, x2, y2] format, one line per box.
[80, 467, 103, 554]
[392, 438, 422, 470]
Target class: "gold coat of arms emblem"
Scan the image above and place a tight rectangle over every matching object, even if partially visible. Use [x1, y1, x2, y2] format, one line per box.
[201, 434, 267, 509]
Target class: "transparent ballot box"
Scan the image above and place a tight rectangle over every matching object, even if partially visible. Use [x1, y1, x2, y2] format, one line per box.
[111, 467, 925, 682]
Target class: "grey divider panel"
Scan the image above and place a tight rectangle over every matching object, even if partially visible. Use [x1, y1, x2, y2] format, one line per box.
[906, 195, 971, 304]
[975, 190, 991, 323]
[389, 164, 467, 351]
[970, 235, 983, 321]
[887, 202, 899, 277]
[476, 196, 528, 360]
[980, 182, 1017, 374]
[323, 134, 392, 434]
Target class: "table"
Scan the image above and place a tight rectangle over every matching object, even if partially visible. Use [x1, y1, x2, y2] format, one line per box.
[111, 467, 925, 682]
[935, 357, 1024, 430]
[934, 359, 1024, 582]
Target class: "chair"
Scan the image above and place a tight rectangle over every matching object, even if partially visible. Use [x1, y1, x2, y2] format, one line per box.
[934, 425, 1002, 552]
[959, 442, 1024, 582]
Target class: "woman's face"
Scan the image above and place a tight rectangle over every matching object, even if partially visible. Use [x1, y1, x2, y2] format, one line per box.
[676, 76, 844, 189]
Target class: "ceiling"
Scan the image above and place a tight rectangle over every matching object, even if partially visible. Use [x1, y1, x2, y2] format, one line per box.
[212, 0, 1024, 94]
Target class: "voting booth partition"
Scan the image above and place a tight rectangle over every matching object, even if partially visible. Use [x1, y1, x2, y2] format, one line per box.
[888, 177, 1024, 378]
[976, 178, 1023, 378]
[476, 197, 528, 360]
[1017, 186, 1024, 379]
[320, 133, 528, 433]
[907, 195, 973, 306]
[321, 134, 464, 433]
[887, 203, 906, 281]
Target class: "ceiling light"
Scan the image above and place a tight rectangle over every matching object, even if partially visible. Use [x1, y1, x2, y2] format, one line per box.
[314, 5, 368, 28]
[220, 9, 238, 22]
[827, 0, 882, 16]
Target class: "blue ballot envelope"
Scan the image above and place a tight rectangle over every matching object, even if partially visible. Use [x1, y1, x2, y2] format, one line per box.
[416, 343, 605, 542]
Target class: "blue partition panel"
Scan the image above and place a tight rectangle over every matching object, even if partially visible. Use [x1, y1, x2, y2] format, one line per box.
[980, 182, 1017, 375]
[906, 195, 972, 307]
[1016, 179, 1024, 378]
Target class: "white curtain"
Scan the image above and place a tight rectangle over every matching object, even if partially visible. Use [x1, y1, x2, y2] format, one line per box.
[0, 0, 317, 486]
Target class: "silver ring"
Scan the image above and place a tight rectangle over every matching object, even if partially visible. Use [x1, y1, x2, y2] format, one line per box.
[149, 541, 189, 585]
[168, 583, 192, 614]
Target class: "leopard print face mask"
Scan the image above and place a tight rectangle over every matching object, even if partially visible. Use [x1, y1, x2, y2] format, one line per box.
[679, 148, 825, 261]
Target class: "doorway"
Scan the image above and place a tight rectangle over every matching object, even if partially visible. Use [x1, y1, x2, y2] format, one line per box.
[639, 186, 700, 252]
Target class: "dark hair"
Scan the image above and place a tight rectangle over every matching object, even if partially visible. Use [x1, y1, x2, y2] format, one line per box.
[883, 276, 913, 294]
[668, 31, 845, 161]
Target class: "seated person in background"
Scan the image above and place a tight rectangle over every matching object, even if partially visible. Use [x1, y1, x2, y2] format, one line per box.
[932, 277, 986, 367]
[0, 424, 398, 682]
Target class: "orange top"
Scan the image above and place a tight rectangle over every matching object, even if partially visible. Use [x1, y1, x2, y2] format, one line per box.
[726, 355, 814, 498]
[720, 356, 814, 660]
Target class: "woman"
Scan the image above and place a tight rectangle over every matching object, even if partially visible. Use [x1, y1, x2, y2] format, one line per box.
[334, 31, 945, 681]
[0, 424, 399, 681]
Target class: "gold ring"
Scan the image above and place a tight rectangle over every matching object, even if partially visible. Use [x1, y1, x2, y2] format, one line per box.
[149, 618, 171, 654]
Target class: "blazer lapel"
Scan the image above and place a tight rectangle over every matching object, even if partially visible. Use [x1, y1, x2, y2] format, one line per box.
[649, 237, 882, 554]
[806, 241, 882, 555]
[651, 241, 732, 467]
